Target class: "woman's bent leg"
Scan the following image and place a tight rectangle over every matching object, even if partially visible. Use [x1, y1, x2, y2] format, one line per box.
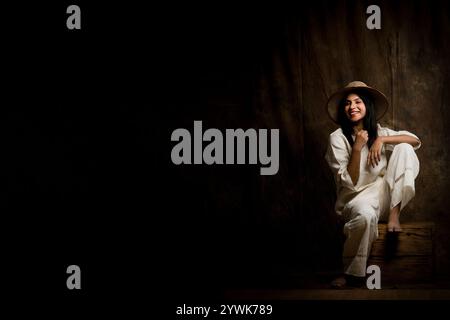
[385, 143, 420, 231]
[385, 143, 420, 211]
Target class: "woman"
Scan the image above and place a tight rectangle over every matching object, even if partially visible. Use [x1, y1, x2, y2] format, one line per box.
[325, 81, 421, 288]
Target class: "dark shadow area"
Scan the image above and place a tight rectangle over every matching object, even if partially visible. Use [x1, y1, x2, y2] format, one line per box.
[385, 233, 400, 261]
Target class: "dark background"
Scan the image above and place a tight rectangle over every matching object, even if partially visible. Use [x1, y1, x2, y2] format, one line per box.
[3, 0, 450, 310]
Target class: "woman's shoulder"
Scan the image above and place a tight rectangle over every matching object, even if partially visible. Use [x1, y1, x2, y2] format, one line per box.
[329, 127, 344, 137]
[328, 127, 348, 146]
[377, 123, 393, 134]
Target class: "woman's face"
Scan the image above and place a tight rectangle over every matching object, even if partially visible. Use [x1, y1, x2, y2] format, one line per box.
[344, 93, 366, 123]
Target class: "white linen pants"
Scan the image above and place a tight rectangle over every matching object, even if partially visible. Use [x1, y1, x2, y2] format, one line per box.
[341, 143, 420, 277]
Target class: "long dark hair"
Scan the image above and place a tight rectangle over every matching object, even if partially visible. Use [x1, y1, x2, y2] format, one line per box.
[337, 89, 378, 148]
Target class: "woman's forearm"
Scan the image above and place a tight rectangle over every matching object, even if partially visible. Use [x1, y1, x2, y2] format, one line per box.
[347, 148, 361, 186]
[380, 135, 421, 148]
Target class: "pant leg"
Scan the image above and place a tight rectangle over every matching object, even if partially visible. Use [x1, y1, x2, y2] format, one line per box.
[384, 143, 420, 212]
[342, 195, 380, 277]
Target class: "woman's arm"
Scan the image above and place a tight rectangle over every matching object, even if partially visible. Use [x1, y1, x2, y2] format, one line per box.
[347, 129, 369, 185]
[348, 148, 362, 185]
[379, 135, 421, 148]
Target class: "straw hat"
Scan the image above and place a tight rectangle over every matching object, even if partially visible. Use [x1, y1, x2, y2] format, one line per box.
[326, 81, 389, 123]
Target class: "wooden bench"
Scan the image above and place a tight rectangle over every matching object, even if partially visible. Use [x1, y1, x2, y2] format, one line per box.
[368, 222, 435, 284]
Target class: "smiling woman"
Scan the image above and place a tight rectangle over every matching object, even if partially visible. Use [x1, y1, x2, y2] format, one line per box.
[324, 81, 422, 288]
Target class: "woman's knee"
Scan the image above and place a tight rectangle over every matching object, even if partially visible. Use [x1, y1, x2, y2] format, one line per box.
[392, 142, 414, 153]
[389, 142, 420, 172]
[351, 208, 378, 230]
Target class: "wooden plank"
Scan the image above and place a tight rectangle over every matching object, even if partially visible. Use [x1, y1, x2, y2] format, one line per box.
[368, 222, 434, 283]
[378, 222, 435, 232]
[367, 256, 433, 283]
[371, 223, 434, 257]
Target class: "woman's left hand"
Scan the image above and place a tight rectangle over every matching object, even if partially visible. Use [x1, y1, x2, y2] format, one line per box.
[367, 137, 384, 168]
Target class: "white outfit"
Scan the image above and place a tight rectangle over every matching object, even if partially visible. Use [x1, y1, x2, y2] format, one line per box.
[325, 123, 421, 276]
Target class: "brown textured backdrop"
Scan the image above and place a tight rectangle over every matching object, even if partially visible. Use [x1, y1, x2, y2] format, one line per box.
[165, 0, 450, 293]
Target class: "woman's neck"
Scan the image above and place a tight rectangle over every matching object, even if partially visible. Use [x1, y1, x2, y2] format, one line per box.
[353, 121, 364, 132]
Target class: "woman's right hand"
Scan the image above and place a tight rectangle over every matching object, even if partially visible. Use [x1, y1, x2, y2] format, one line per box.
[353, 128, 368, 151]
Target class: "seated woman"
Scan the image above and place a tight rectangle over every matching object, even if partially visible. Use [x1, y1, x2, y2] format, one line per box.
[325, 81, 421, 288]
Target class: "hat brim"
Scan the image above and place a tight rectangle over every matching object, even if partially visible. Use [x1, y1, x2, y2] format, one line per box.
[326, 87, 389, 124]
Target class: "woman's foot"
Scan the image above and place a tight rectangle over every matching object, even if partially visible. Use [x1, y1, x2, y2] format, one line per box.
[331, 276, 347, 289]
[387, 220, 402, 232]
[388, 203, 402, 232]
